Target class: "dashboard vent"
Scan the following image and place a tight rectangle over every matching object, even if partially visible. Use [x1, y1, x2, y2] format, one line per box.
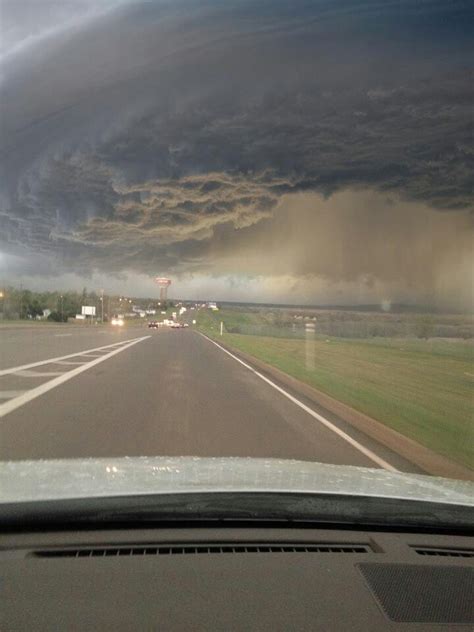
[31, 542, 372, 558]
[412, 546, 474, 559]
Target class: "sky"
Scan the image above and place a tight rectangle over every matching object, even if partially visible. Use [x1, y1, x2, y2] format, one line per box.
[0, 0, 473, 309]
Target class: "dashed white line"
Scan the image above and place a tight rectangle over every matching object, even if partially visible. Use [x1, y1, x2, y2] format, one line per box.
[0, 336, 150, 419]
[15, 369, 65, 378]
[199, 332, 397, 472]
[53, 360, 88, 366]
[54, 333, 73, 337]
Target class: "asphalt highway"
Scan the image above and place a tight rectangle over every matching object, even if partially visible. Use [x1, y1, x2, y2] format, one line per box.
[0, 324, 420, 471]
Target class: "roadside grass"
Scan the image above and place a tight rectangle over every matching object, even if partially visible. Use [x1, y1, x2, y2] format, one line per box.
[197, 310, 473, 469]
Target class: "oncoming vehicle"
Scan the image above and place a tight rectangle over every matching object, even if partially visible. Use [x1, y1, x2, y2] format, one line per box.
[111, 316, 124, 327]
[148, 320, 159, 329]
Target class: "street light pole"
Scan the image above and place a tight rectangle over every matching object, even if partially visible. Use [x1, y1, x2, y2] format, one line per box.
[100, 288, 104, 324]
[60, 295, 64, 322]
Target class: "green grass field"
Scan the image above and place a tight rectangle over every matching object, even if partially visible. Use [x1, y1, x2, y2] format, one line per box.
[197, 309, 473, 469]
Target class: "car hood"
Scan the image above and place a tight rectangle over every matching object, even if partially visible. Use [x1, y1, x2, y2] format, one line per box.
[0, 457, 472, 506]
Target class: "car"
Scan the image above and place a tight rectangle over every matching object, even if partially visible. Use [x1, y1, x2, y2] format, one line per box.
[111, 316, 124, 327]
[148, 321, 159, 329]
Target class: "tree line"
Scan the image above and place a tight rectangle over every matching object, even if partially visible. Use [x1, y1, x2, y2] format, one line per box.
[0, 287, 97, 321]
[0, 287, 174, 322]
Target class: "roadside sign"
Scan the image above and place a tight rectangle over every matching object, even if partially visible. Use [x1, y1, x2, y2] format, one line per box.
[81, 306, 96, 316]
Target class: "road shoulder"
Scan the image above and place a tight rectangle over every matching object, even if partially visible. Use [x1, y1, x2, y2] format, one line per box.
[199, 332, 473, 481]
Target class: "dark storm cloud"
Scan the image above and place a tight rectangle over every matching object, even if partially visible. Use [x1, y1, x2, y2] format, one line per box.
[0, 0, 473, 297]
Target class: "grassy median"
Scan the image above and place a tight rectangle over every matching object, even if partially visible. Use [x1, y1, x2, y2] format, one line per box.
[197, 309, 473, 469]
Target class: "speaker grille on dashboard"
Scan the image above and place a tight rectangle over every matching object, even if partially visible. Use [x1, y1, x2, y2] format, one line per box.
[358, 563, 473, 624]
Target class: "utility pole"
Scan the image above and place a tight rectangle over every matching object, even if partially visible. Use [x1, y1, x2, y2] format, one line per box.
[100, 288, 104, 324]
[60, 294, 64, 322]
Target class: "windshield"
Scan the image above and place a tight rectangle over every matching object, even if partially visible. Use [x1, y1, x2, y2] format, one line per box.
[0, 0, 472, 510]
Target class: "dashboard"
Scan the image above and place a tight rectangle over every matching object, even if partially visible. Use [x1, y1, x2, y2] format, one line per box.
[2, 525, 473, 630]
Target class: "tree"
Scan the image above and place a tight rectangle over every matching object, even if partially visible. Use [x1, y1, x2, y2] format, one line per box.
[26, 299, 45, 319]
[62, 292, 81, 318]
[47, 311, 67, 322]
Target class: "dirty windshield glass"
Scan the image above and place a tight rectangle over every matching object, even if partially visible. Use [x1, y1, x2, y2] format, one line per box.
[0, 1, 472, 494]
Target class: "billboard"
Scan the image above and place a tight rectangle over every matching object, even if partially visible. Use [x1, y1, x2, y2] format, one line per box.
[81, 305, 96, 316]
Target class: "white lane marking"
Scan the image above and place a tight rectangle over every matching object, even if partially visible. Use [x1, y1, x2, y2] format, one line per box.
[0, 391, 26, 399]
[54, 333, 73, 337]
[199, 333, 397, 472]
[0, 336, 150, 419]
[0, 337, 143, 377]
[15, 370, 65, 377]
[53, 360, 88, 366]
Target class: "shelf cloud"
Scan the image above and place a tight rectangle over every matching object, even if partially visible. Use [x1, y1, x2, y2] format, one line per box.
[1, 0, 473, 307]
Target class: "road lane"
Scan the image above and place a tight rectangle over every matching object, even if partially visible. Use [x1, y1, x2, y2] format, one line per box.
[200, 333, 397, 471]
[0, 328, 421, 471]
